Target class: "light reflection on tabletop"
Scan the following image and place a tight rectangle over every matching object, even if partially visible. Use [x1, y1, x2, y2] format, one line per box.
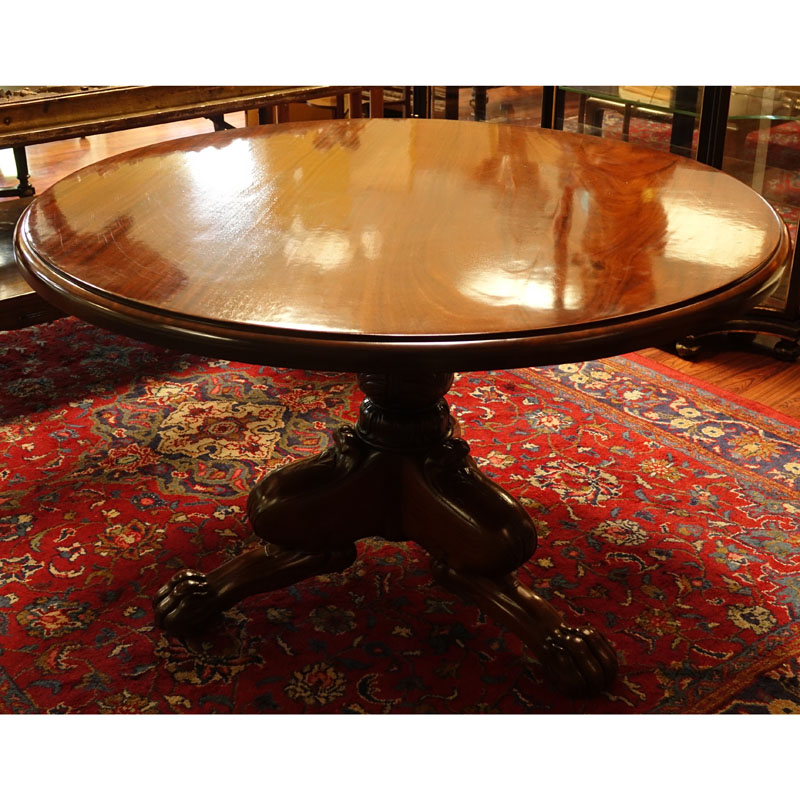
[26, 118, 785, 338]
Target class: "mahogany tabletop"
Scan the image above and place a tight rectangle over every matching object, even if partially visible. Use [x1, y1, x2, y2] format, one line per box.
[15, 118, 790, 372]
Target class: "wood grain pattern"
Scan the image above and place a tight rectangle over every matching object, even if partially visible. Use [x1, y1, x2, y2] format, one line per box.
[10, 92, 797, 415]
[15, 118, 790, 371]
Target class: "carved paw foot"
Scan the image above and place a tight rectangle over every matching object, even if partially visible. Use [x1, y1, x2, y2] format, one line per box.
[431, 566, 618, 697]
[153, 568, 222, 635]
[541, 623, 618, 698]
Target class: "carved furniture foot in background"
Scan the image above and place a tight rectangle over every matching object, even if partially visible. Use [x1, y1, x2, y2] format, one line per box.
[153, 369, 619, 695]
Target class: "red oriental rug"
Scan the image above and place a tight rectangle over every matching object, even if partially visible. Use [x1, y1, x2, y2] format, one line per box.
[1, 317, 800, 714]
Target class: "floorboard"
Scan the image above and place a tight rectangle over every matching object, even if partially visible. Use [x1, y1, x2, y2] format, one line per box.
[640, 345, 800, 418]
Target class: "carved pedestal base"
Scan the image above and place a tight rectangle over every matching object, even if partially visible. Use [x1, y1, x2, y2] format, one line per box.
[153, 371, 618, 697]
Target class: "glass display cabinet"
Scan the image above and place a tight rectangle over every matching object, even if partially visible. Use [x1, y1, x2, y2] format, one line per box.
[542, 86, 800, 360]
[546, 86, 703, 158]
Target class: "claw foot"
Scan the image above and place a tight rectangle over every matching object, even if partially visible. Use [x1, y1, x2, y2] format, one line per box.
[541, 623, 618, 698]
[153, 568, 222, 634]
[432, 566, 618, 697]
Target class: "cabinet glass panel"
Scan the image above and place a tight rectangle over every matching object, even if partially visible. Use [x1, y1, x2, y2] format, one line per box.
[555, 86, 703, 159]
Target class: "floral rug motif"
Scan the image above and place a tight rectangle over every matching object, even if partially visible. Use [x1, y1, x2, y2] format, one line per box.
[1, 317, 799, 713]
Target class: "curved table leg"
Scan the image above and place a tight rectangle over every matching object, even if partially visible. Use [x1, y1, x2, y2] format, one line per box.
[405, 435, 618, 697]
[154, 543, 357, 635]
[154, 425, 381, 635]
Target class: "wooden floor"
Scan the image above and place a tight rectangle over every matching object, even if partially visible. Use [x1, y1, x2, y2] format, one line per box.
[2, 92, 800, 419]
[640, 345, 800, 418]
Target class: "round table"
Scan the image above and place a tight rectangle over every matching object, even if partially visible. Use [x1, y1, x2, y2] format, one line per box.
[15, 118, 790, 697]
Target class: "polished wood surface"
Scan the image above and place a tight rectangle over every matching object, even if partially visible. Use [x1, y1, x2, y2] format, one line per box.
[7, 101, 799, 419]
[6, 89, 796, 393]
[15, 118, 789, 371]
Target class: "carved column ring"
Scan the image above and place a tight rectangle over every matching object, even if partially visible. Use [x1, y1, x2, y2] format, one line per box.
[357, 372, 454, 409]
[355, 372, 455, 452]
